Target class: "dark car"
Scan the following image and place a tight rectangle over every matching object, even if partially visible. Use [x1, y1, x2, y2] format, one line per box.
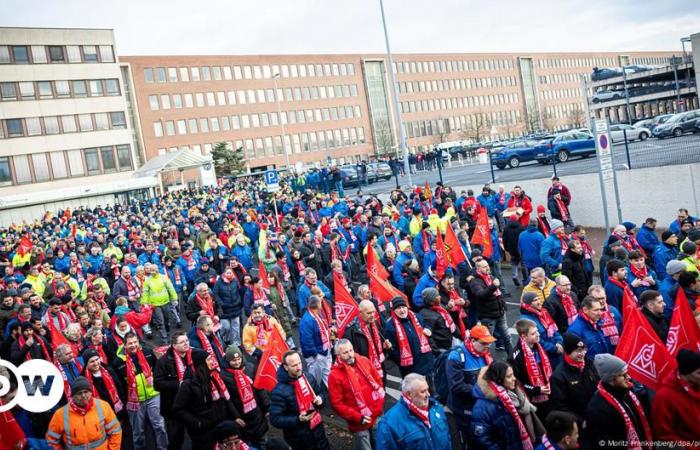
[490, 140, 541, 169]
[591, 67, 623, 82]
[653, 110, 700, 138]
[366, 162, 392, 182]
[535, 131, 596, 163]
[339, 165, 360, 187]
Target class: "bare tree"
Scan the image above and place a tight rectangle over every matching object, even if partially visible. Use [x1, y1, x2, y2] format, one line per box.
[433, 117, 452, 145]
[373, 118, 394, 156]
[542, 109, 559, 131]
[566, 104, 586, 129]
[501, 120, 524, 139]
[460, 111, 492, 144]
[525, 104, 543, 133]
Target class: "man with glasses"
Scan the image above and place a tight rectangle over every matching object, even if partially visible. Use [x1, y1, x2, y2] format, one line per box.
[586, 354, 652, 450]
[545, 275, 580, 334]
[567, 296, 614, 361]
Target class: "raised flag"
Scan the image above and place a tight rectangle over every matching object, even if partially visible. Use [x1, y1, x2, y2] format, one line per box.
[0, 402, 26, 450]
[615, 306, 677, 391]
[369, 271, 407, 304]
[333, 275, 359, 338]
[621, 287, 638, 324]
[435, 226, 449, 279]
[47, 318, 70, 351]
[470, 208, 492, 258]
[424, 181, 432, 200]
[666, 289, 700, 356]
[18, 235, 33, 256]
[444, 223, 468, 268]
[253, 326, 289, 391]
[366, 244, 389, 281]
[258, 259, 271, 289]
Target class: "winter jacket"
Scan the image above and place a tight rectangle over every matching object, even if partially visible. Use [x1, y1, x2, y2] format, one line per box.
[231, 244, 254, 271]
[141, 274, 177, 307]
[419, 306, 457, 352]
[392, 252, 413, 289]
[328, 355, 384, 432]
[566, 315, 614, 361]
[242, 317, 285, 356]
[518, 310, 563, 365]
[550, 358, 598, 424]
[299, 311, 331, 358]
[345, 318, 387, 362]
[46, 398, 121, 450]
[507, 193, 533, 227]
[540, 235, 563, 275]
[297, 281, 332, 312]
[560, 250, 591, 300]
[636, 224, 660, 256]
[137, 251, 161, 268]
[269, 367, 330, 450]
[468, 276, 506, 320]
[521, 279, 556, 304]
[476, 194, 497, 217]
[544, 290, 580, 334]
[384, 314, 435, 377]
[194, 267, 219, 289]
[585, 383, 651, 450]
[212, 276, 243, 319]
[375, 397, 451, 450]
[518, 227, 545, 269]
[511, 339, 557, 402]
[412, 273, 439, 309]
[604, 279, 628, 311]
[176, 252, 201, 283]
[187, 327, 226, 366]
[547, 196, 570, 222]
[641, 307, 670, 342]
[153, 347, 185, 419]
[651, 371, 700, 444]
[445, 343, 489, 418]
[111, 347, 159, 403]
[220, 364, 270, 441]
[653, 243, 679, 281]
[503, 220, 524, 262]
[659, 277, 678, 319]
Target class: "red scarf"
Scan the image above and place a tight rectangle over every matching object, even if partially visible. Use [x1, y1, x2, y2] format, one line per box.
[339, 359, 384, 420]
[499, 191, 506, 206]
[488, 381, 534, 450]
[392, 310, 431, 367]
[293, 375, 322, 429]
[554, 197, 568, 222]
[629, 264, 651, 286]
[68, 397, 94, 417]
[520, 303, 558, 338]
[209, 370, 230, 401]
[196, 328, 224, 370]
[174, 349, 194, 383]
[182, 252, 197, 271]
[55, 357, 83, 398]
[46, 310, 68, 331]
[571, 234, 594, 260]
[123, 276, 140, 298]
[17, 335, 51, 361]
[421, 231, 431, 253]
[359, 319, 385, 377]
[614, 232, 635, 253]
[477, 271, 501, 297]
[226, 368, 257, 413]
[557, 232, 569, 255]
[253, 316, 272, 348]
[252, 286, 271, 307]
[597, 383, 652, 450]
[401, 393, 431, 429]
[196, 292, 216, 317]
[295, 259, 305, 274]
[431, 304, 456, 333]
[600, 308, 620, 346]
[277, 259, 291, 282]
[519, 337, 552, 403]
[541, 436, 557, 450]
[85, 366, 124, 413]
[311, 311, 331, 352]
[112, 264, 121, 281]
[125, 348, 152, 411]
[221, 271, 236, 284]
[447, 289, 468, 340]
[465, 339, 493, 364]
[557, 288, 578, 325]
[537, 217, 551, 237]
[165, 266, 182, 285]
[89, 343, 108, 365]
[564, 353, 585, 372]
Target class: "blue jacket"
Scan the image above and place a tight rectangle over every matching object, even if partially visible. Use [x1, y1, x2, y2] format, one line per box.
[567, 315, 614, 361]
[393, 252, 413, 289]
[476, 194, 497, 217]
[376, 397, 451, 450]
[659, 277, 678, 319]
[669, 217, 697, 235]
[138, 251, 161, 268]
[299, 311, 329, 358]
[540, 234, 563, 274]
[176, 252, 201, 283]
[241, 221, 260, 247]
[518, 227, 545, 269]
[412, 273, 439, 308]
[54, 256, 71, 274]
[445, 343, 489, 418]
[519, 310, 563, 363]
[85, 254, 104, 275]
[296, 281, 332, 312]
[488, 228, 501, 262]
[413, 231, 433, 261]
[162, 265, 185, 293]
[231, 244, 254, 271]
[470, 380, 525, 450]
[636, 225, 660, 256]
[212, 276, 242, 319]
[604, 280, 628, 311]
[625, 266, 659, 299]
[653, 244, 679, 281]
[422, 251, 436, 273]
[384, 314, 434, 376]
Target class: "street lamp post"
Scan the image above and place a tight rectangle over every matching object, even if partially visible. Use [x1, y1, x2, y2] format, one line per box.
[378, 0, 412, 188]
[272, 73, 292, 172]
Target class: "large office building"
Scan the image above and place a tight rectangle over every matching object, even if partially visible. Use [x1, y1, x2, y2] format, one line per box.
[0, 27, 159, 224]
[123, 50, 677, 174]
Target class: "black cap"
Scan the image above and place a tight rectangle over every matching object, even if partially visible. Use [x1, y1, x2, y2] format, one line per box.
[70, 376, 92, 395]
[563, 333, 586, 355]
[391, 297, 407, 310]
[82, 348, 100, 363]
[661, 230, 675, 242]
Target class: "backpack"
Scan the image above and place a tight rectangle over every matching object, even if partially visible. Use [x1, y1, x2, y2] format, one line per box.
[433, 344, 465, 405]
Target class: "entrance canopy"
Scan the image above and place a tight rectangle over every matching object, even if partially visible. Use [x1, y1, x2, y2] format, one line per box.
[133, 149, 213, 178]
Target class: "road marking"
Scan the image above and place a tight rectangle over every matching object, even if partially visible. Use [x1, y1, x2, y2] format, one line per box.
[506, 301, 520, 306]
[386, 374, 402, 383]
[385, 386, 401, 400]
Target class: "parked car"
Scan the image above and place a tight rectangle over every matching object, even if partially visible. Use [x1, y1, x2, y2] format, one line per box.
[339, 165, 360, 187]
[609, 124, 650, 143]
[652, 110, 700, 138]
[366, 162, 392, 182]
[490, 140, 541, 169]
[535, 131, 596, 163]
[592, 90, 625, 103]
[633, 118, 656, 129]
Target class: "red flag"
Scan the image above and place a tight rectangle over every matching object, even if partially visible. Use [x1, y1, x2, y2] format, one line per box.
[47, 319, 70, 351]
[435, 226, 449, 279]
[253, 326, 289, 391]
[667, 289, 700, 356]
[0, 402, 25, 450]
[258, 260, 270, 289]
[621, 288, 638, 324]
[18, 235, 33, 256]
[444, 223, 467, 268]
[369, 271, 407, 304]
[470, 208, 492, 258]
[424, 181, 432, 200]
[333, 276, 359, 338]
[615, 306, 677, 391]
[366, 244, 389, 281]
[71, 223, 77, 238]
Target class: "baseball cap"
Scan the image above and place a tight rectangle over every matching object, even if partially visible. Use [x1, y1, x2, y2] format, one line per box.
[470, 325, 496, 344]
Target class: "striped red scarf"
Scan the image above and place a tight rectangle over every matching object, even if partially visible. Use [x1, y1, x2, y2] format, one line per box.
[196, 328, 224, 370]
[85, 366, 124, 413]
[359, 319, 385, 377]
[392, 310, 431, 367]
[597, 383, 652, 450]
[519, 336, 552, 403]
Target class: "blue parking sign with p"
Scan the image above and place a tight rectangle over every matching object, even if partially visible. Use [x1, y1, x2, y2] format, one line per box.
[265, 170, 278, 185]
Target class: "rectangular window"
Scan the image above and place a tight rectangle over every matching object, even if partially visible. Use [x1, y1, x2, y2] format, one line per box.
[201, 66, 211, 81]
[188, 118, 198, 133]
[61, 115, 77, 133]
[144, 68, 154, 83]
[84, 149, 101, 175]
[292, 134, 301, 153]
[89, 80, 103, 97]
[110, 111, 126, 129]
[18, 82, 35, 99]
[177, 120, 187, 135]
[13, 155, 31, 183]
[70, 80, 86, 98]
[167, 67, 178, 82]
[48, 46, 65, 63]
[153, 122, 163, 137]
[25, 118, 42, 136]
[117, 145, 132, 171]
[99, 147, 117, 173]
[44, 116, 60, 134]
[232, 115, 240, 129]
[196, 93, 204, 107]
[199, 118, 209, 133]
[149, 95, 159, 110]
[78, 114, 94, 131]
[7, 119, 23, 137]
[210, 117, 220, 132]
[191, 67, 200, 81]
[213, 66, 222, 80]
[103, 78, 118, 96]
[223, 66, 232, 80]
[172, 94, 182, 108]
[217, 91, 226, 105]
[221, 116, 230, 130]
[251, 114, 260, 127]
[264, 137, 273, 156]
[179, 67, 189, 82]
[0, 46, 10, 64]
[0, 157, 9, 186]
[32, 153, 50, 181]
[12, 46, 29, 64]
[55, 80, 71, 97]
[66, 149, 83, 176]
[206, 92, 215, 106]
[165, 121, 175, 136]
[301, 133, 309, 152]
[38, 81, 53, 99]
[63, 46, 80, 63]
[1, 82, 16, 100]
[184, 93, 193, 107]
[49, 152, 68, 179]
[156, 67, 166, 82]
[29, 45, 47, 64]
[83, 46, 98, 62]
[98, 45, 114, 62]
[241, 115, 250, 128]
[160, 94, 170, 109]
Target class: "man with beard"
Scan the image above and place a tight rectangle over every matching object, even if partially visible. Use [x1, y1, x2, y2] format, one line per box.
[10, 321, 52, 364]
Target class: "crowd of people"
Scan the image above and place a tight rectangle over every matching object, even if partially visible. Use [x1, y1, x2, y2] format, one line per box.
[0, 171, 699, 450]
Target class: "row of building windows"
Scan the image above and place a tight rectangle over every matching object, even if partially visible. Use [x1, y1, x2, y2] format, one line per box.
[0, 44, 114, 65]
[393, 59, 515, 74]
[0, 144, 133, 186]
[399, 93, 520, 115]
[403, 110, 521, 140]
[144, 62, 356, 83]
[147, 84, 360, 111]
[152, 105, 363, 137]
[630, 56, 671, 66]
[0, 78, 121, 102]
[541, 88, 581, 101]
[545, 103, 585, 120]
[396, 76, 518, 96]
[538, 72, 589, 85]
[0, 111, 127, 139]
[537, 57, 615, 69]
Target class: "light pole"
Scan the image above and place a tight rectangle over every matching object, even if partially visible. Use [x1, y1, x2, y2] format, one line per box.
[272, 73, 292, 172]
[378, 0, 412, 187]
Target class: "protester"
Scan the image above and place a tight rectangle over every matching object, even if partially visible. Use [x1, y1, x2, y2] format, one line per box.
[534, 411, 579, 450]
[384, 296, 434, 378]
[567, 296, 614, 361]
[299, 295, 333, 387]
[469, 259, 512, 355]
[639, 290, 669, 342]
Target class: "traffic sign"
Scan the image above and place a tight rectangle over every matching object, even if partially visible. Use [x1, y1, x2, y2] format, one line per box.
[265, 169, 279, 192]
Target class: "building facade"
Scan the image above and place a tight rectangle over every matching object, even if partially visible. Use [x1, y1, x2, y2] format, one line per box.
[0, 27, 157, 225]
[124, 50, 677, 172]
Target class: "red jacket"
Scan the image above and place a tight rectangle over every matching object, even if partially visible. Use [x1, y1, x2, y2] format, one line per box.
[507, 192, 533, 227]
[328, 354, 385, 432]
[651, 371, 700, 445]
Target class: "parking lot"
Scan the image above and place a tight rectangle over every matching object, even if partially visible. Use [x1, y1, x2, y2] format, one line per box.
[359, 133, 700, 194]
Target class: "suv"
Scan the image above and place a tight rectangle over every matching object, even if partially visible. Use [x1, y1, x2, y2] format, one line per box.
[592, 90, 625, 103]
[653, 110, 700, 138]
[490, 140, 541, 169]
[609, 124, 650, 142]
[535, 131, 596, 163]
[366, 162, 393, 182]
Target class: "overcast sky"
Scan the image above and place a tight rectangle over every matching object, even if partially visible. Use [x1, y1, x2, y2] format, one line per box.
[4, 0, 699, 56]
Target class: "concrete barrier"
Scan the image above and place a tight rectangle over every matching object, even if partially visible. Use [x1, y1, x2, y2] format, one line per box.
[450, 162, 700, 228]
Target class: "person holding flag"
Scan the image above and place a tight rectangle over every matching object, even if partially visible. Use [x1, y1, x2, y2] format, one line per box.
[384, 296, 434, 379]
[242, 303, 286, 359]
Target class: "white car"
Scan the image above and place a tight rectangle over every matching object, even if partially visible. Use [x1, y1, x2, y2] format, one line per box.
[609, 124, 650, 143]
